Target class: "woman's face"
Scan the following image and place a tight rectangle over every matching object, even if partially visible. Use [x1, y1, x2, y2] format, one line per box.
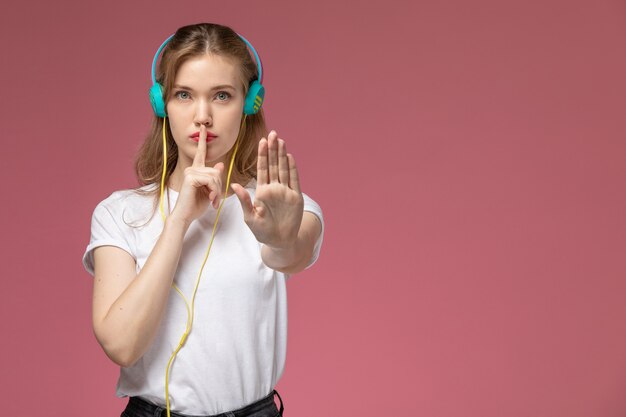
[166, 53, 245, 168]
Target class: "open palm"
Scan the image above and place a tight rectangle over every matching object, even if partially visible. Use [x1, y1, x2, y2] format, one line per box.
[231, 131, 304, 249]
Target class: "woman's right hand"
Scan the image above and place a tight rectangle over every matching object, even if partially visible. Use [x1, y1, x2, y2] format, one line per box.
[169, 125, 224, 225]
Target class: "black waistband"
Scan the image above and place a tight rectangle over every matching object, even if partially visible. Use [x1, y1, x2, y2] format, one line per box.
[127, 389, 284, 417]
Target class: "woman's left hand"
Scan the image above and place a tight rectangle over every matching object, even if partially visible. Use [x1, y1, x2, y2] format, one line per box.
[231, 130, 304, 249]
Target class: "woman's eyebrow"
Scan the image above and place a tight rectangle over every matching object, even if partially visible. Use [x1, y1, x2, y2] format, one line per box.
[173, 84, 236, 91]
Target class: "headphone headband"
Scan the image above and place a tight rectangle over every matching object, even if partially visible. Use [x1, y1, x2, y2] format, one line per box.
[151, 34, 174, 85]
[150, 33, 263, 85]
[236, 33, 263, 83]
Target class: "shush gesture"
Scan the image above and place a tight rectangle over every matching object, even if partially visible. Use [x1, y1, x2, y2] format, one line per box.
[170, 125, 225, 226]
[231, 130, 304, 249]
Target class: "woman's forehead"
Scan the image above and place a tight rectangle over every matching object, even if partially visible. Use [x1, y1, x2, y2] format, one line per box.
[174, 54, 243, 91]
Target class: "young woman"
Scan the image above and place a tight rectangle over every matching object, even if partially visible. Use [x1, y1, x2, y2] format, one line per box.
[82, 23, 324, 417]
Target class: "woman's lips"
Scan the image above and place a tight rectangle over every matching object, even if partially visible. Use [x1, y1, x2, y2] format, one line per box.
[191, 136, 216, 143]
[190, 132, 217, 142]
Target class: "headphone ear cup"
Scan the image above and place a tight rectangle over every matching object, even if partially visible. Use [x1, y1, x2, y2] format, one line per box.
[150, 83, 167, 118]
[244, 81, 265, 115]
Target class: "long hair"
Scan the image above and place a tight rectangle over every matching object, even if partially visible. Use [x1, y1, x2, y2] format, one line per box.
[132, 23, 267, 219]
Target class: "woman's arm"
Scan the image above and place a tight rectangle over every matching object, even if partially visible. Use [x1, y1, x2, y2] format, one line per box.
[93, 126, 227, 367]
[232, 130, 323, 276]
[91, 216, 190, 368]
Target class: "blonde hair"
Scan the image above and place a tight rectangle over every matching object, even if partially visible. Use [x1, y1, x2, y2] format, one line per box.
[132, 23, 267, 217]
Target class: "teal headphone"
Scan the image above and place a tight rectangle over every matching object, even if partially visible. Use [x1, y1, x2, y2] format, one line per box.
[149, 33, 265, 117]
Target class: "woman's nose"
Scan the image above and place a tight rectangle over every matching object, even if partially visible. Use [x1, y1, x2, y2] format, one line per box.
[193, 100, 212, 125]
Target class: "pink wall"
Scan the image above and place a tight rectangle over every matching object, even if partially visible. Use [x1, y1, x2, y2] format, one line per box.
[1, 0, 625, 415]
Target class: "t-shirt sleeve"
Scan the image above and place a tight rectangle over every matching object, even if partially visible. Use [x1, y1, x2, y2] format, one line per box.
[302, 193, 325, 270]
[82, 200, 135, 277]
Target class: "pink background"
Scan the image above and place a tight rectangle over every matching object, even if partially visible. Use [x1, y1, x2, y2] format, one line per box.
[1, 0, 625, 416]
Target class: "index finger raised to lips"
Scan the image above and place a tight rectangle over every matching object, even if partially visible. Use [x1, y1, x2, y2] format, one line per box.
[193, 125, 207, 167]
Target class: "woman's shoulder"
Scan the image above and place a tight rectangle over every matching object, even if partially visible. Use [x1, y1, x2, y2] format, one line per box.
[92, 184, 159, 227]
[96, 183, 158, 210]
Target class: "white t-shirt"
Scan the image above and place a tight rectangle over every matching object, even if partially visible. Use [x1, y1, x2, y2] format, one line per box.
[82, 180, 324, 415]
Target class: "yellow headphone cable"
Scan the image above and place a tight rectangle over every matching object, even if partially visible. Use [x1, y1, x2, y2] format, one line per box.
[158, 114, 246, 417]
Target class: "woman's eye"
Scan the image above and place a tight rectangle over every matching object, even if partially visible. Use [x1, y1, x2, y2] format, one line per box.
[216, 92, 231, 101]
[175, 91, 190, 100]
